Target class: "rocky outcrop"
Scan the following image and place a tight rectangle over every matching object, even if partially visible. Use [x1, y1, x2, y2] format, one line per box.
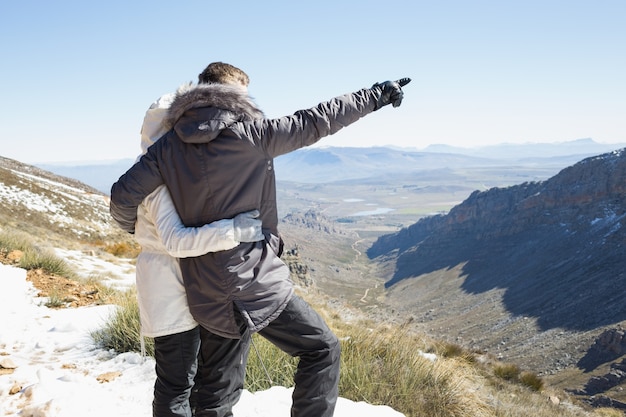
[581, 360, 626, 395]
[575, 355, 626, 410]
[281, 245, 314, 287]
[578, 329, 626, 372]
[282, 209, 346, 235]
[584, 395, 626, 411]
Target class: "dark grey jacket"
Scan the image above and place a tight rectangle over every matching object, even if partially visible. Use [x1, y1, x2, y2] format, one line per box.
[110, 82, 383, 338]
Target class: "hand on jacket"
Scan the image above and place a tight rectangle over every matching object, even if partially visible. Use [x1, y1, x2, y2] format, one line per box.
[373, 77, 411, 110]
[233, 210, 263, 242]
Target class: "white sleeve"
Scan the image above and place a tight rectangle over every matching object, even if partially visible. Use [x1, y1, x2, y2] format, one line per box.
[144, 186, 239, 257]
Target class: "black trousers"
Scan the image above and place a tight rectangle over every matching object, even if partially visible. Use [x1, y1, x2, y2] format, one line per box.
[193, 295, 341, 417]
[152, 326, 201, 417]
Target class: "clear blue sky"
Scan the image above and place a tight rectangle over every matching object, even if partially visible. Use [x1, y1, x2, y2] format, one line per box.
[2, 0, 625, 163]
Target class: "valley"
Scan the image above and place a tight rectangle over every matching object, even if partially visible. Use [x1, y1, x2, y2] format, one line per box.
[273, 156, 626, 407]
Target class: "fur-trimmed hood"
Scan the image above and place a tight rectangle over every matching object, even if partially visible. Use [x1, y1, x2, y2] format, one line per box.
[163, 82, 264, 144]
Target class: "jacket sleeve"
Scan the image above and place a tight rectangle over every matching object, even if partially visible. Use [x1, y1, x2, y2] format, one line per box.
[110, 147, 166, 233]
[244, 86, 381, 157]
[144, 186, 239, 257]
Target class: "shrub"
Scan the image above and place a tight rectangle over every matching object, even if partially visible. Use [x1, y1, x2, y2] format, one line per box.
[91, 289, 154, 356]
[104, 241, 141, 258]
[440, 342, 465, 358]
[0, 229, 32, 253]
[19, 247, 75, 277]
[0, 229, 75, 277]
[494, 363, 521, 381]
[337, 326, 491, 417]
[519, 371, 544, 392]
[44, 291, 66, 308]
[83, 272, 119, 304]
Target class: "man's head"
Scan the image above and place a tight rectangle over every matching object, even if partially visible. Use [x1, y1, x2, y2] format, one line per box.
[198, 62, 249, 87]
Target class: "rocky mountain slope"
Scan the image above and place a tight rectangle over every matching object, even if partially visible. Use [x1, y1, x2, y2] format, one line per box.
[367, 148, 626, 401]
[0, 155, 127, 246]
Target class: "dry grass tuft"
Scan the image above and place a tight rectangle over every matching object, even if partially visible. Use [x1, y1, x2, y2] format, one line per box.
[103, 241, 141, 258]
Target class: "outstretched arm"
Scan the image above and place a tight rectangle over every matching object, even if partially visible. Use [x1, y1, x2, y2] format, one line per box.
[247, 78, 410, 158]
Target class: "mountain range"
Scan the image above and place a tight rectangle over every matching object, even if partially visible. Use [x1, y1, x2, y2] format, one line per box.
[35, 138, 625, 194]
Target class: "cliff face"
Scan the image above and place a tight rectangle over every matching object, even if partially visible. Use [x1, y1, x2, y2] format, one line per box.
[368, 149, 626, 334]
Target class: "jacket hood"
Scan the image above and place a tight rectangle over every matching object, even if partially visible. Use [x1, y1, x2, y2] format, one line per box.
[164, 83, 264, 144]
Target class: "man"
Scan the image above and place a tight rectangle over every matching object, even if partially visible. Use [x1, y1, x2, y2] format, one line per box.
[111, 62, 409, 417]
[135, 84, 263, 417]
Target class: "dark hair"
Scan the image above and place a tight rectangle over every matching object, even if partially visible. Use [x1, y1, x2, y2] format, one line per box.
[198, 62, 250, 86]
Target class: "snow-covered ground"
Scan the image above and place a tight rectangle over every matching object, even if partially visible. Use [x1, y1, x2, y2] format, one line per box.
[0, 258, 405, 417]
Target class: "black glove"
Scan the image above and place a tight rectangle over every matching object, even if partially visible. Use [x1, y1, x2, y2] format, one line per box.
[373, 77, 411, 110]
[233, 210, 263, 242]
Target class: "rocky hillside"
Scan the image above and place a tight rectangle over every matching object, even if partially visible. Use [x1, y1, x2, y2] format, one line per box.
[0, 155, 128, 246]
[367, 148, 626, 401]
